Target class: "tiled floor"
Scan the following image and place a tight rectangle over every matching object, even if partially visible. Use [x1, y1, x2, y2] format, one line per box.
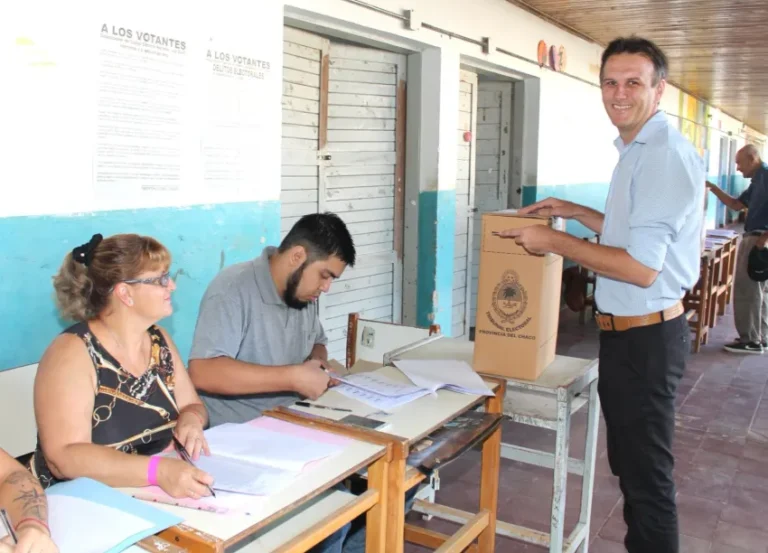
[405, 303, 768, 553]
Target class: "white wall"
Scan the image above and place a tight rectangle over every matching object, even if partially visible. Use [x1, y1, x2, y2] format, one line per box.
[285, 0, 765, 190]
[2, 0, 284, 218]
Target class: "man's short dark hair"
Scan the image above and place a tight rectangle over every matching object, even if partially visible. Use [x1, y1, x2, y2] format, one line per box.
[600, 36, 668, 85]
[279, 212, 356, 267]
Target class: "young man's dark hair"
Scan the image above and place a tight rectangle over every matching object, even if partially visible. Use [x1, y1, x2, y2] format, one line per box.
[279, 212, 356, 267]
[600, 36, 668, 85]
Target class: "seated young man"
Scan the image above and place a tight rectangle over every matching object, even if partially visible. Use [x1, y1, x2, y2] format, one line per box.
[189, 212, 416, 553]
[189, 212, 357, 552]
[188, 212, 353, 426]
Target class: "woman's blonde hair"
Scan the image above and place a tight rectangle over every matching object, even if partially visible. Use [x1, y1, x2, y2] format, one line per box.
[54, 233, 171, 321]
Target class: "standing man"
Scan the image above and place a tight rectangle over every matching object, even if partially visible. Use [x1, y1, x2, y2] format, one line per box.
[498, 37, 704, 553]
[706, 145, 768, 353]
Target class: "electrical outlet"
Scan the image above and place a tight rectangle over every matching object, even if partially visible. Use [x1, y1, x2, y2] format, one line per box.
[361, 326, 375, 348]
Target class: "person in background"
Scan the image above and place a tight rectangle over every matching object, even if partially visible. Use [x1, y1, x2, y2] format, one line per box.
[29, 233, 213, 501]
[496, 37, 704, 553]
[705, 144, 768, 353]
[0, 448, 57, 553]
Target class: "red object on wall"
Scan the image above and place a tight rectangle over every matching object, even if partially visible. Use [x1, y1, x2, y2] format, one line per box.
[463, 131, 472, 142]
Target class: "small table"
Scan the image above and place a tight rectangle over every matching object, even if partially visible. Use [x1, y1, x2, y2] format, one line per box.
[388, 336, 600, 553]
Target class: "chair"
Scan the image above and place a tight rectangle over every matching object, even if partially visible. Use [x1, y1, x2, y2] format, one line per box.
[705, 242, 727, 328]
[345, 313, 440, 369]
[683, 252, 713, 353]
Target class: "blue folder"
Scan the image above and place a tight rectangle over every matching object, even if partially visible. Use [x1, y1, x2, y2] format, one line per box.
[46, 478, 183, 553]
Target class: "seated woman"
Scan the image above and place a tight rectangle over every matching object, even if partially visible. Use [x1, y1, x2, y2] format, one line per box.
[29, 234, 214, 500]
[0, 448, 57, 552]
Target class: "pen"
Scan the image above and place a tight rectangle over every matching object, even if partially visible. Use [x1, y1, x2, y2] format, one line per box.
[0, 508, 17, 544]
[173, 437, 217, 498]
[295, 401, 352, 413]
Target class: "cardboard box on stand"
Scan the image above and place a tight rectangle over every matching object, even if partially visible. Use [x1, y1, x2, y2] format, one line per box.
[473, 211, 564, 380]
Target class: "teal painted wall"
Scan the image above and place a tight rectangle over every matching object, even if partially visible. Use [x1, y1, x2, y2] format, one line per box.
[417, 190, 456, 333]
[0, 201, 280, 370]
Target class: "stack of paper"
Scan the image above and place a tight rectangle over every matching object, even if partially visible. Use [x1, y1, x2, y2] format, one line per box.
[332, 371, 432, 411]
[127, 417, 351, 514]
[706, 229, 738, 237]
[178, 422, 344, 496]
[392, 359, 495, 397]
[0, 478, 182, 553]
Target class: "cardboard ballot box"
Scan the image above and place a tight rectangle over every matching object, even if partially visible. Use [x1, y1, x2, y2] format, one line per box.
[473, 210, 564, 381]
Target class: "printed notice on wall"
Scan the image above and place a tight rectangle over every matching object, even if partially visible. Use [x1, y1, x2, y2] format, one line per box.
[202, 42, 273, 194]
[94, 21, 191, 198]
[3, 0, 283, 216]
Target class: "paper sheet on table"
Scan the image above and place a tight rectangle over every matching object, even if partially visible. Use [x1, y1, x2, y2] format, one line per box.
[330, 371, 426, 397]
[205, 422, 344, 472]
[392, 359, 495, 396]
[127, 417, 352, 514]
[334, 384, 432, 411]
[194, 454, 299, 495]
[0, 478, 183, 553]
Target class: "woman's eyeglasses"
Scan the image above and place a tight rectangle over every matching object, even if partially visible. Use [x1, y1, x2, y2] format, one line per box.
[122, 272, 172, 288]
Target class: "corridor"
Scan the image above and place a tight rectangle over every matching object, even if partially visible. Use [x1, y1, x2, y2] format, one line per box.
[407, 304, 768, 553]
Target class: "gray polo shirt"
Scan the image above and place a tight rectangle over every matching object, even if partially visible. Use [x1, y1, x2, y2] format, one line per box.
[189, 247, 327, 427]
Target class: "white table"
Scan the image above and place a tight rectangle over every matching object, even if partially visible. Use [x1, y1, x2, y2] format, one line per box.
[389, 336, 600, 553]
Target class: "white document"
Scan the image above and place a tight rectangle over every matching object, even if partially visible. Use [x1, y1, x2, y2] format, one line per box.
[392, 359, 495, 397]
[331, 371, 426, 397]
[194, 454, 298, 496]
[334, 384, 432, 412]
[0, 495, 153, 553]
[204, 423, 343, 472]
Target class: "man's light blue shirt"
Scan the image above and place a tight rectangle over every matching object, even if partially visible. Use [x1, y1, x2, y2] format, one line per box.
[595, 111, 705, 316]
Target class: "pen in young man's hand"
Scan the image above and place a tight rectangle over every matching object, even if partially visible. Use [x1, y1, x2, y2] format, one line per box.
[173, 437, 217, 498]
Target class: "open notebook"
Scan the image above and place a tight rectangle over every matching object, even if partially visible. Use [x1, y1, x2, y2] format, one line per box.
[125, 416, 351, 514]
[392, 359, 495, 397]
[327, 359, 494, 412]
[0, 478, 182, 553]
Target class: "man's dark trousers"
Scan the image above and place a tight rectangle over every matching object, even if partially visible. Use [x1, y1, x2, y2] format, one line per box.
[598, 313, 689, 553]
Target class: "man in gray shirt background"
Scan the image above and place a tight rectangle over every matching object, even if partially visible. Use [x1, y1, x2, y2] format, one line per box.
[188, 212, 357, 552]
[188, 212, 355, 427]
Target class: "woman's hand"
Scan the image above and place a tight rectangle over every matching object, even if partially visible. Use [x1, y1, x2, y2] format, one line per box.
[173, 411, 209, 460]
[1, 522, 59, 553]
[155, 458, 213, 500]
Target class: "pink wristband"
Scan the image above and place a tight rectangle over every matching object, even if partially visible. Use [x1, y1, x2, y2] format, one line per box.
[147, 456, 161, 486]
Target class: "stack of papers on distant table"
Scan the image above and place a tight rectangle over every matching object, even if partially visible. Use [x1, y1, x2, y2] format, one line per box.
[184, 422, 344, 496]
[0, 478, 182, 553]
[706, 229, 738, 238]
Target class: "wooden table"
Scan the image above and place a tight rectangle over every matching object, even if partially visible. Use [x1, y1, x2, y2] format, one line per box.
[287, 363, 505, 553]
[122, 413, 393, 552]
